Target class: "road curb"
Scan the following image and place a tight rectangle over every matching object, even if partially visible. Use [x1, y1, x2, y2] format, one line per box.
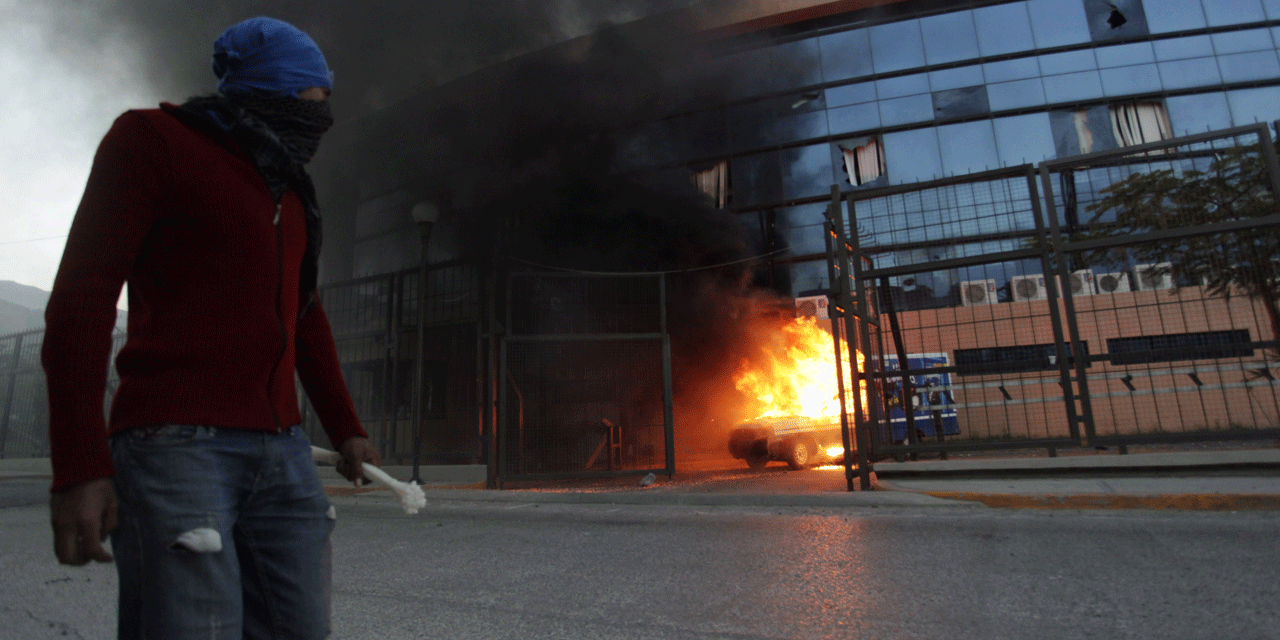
[325, 485, 986, 509]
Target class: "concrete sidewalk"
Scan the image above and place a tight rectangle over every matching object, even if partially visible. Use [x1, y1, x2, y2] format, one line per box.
[314, 447, 1280, 511]
[9, 447, 1280, 510]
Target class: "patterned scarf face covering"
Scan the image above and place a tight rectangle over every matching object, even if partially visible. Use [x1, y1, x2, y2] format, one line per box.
[230, 92, 334, 166]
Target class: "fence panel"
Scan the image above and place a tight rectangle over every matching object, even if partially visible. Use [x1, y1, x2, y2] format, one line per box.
[1040, 124, 1280, 445]
[847, 166, 1081, 455]
[498, 272, 674, 482]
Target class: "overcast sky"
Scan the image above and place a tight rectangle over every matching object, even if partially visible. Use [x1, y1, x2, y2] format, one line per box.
[1, 1, 163, 293]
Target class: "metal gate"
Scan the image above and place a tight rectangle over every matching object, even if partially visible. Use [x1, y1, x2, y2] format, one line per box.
[832, 124, 1280, 461]
[497, 271, 675, 483]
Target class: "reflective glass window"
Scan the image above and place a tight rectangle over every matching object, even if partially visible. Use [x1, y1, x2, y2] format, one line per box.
[1095, 42, 1155, 68]
[1165, 92, 1233, 135]
[731, 152, 781, 207]
[984, 57, 1042, 83]
[819, 28, 874, 83]
[933, 86, 990, 119]
[1267, 0, 1280, 18]
[930, 65, 985, 92]
[987, 78, 1048, 111]
[1218, 50, 1280, 83]
[1100, 64, 1163, 96]
[779, 144, 836, 201]
[877, 73, 930, 99]
[919, 11, 980, 65]
[720, 47, 776, 99]
[1084, 0, 1150, 42]
[879, 94, 935, 127]
[883, 128, 943, 185]
[1227, 86, 1280, 125]
[974, 2, 1035, 56]
[1042, 70, 1105, 103]
[683, 109, 730, 158]
[778, 206, 829, 256]
[1202, 0, 1266, 27]
[993, 113, 1057, 166]
[937, 121, 999, 177]
[1154, 35, 1214, 61]
[826, 101, 881, 134]
[1027, 0, 1090, 48]
[870, 19, 926, 73]
[772, 38, 825, 91]
[1040, 50, 1098, 76]
[770, 110, 830, 146]
[727, 102, 773, 152]
[826, 81, 877, 107]
[1157, 57, 1222, 89]
[1144, 0, 1207, 32]
[1212, 28, 1274, 54]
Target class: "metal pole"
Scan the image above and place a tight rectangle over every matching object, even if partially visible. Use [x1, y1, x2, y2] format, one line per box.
[410, 221, 433, 484]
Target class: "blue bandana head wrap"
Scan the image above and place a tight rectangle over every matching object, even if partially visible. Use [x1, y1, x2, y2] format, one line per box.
[212, 17, 332, 98]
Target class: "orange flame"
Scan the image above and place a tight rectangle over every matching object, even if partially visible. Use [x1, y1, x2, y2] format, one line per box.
[732, 316, 864, 422]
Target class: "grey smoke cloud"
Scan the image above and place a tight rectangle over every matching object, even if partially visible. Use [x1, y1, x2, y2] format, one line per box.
[60, 0, 702, 120]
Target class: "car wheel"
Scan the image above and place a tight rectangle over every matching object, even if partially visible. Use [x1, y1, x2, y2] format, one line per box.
[787, 440, 810, 470]
[746, 454, 769, 470]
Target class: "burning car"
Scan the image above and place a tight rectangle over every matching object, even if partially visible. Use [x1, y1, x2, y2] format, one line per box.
[728, 416, 847, 470]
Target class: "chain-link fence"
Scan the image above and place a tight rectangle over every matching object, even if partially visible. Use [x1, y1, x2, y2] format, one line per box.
[498, 272, 675, 482]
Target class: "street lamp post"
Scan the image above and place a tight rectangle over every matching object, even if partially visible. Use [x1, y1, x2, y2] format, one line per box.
[409, 201, 440, 484]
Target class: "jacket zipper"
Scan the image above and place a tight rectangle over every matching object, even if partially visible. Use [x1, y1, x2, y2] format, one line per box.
[266, 201, 286, 432]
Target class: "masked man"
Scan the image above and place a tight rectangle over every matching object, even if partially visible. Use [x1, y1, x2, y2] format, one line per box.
[43, 17, 379, 639]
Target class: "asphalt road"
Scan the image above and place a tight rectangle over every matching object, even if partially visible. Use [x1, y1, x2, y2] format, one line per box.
[2, 477, 1278, 639]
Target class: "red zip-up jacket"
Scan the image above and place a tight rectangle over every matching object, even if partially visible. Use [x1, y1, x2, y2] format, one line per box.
[42, 105, 367, 491]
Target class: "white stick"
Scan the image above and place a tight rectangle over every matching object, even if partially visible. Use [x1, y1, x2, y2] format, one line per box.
[311, 446, 427, 515]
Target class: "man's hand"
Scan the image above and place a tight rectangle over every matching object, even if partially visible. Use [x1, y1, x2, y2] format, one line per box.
[336, 437, 381, 487]
[50, 478, 118, 565]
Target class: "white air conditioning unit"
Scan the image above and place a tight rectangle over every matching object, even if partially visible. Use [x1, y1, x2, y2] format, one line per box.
[960, 279, 997, 306]
[795, 295, 829, 318]
[1011, 275, 1048, 302]
[1062, 270, 1095, 297]
[1095, 271, 1132, 294]
[1133, 262, 1174, 291]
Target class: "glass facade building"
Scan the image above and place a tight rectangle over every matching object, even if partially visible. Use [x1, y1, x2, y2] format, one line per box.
[635, 0, 1280, 299]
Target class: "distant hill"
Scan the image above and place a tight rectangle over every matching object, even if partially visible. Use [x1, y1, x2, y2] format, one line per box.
[0, 280, 126, 336]
[0, 280, 50, 311]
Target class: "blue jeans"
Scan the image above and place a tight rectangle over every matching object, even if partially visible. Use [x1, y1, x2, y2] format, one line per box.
[110, 425, 335, 640]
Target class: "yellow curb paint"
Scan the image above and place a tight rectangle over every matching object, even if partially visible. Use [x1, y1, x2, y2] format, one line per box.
[922, 491, 1280, 510]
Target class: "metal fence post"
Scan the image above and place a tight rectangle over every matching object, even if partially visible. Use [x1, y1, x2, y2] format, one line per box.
[0, 333, 25, 458]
